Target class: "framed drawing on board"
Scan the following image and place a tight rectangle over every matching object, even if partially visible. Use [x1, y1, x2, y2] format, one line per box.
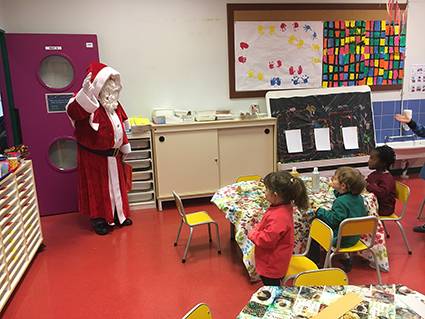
[227, 3, 407, 98]
[266, 85, 376, 168]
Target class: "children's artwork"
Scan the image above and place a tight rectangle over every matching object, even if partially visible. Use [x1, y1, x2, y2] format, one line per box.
[322, 20, 406, 87]
[314, 128, 331, 151]
[266, 86, 375, 164]
[284, 129, 303, 153]
[342, 126, 360, 150]
[234, 21, 323, 91]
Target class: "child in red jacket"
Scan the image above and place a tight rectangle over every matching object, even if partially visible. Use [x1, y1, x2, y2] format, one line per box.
[248, 171, 309, 286]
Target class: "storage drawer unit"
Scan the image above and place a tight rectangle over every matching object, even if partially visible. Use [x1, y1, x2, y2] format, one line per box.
[0, 160, 43, 312]
[126, 128, 156, 210]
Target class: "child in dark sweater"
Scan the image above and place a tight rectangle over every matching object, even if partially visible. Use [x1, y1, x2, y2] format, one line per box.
[366, 145, 396, 216]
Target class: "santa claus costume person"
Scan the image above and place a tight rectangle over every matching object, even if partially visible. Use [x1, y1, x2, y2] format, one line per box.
[66, 62, 132, 235]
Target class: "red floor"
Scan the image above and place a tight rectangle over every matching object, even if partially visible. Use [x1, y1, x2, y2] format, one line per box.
[2, 177, 425, 318]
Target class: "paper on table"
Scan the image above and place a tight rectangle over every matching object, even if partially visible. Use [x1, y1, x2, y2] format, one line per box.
[312, 293, 363, 319]
[342, 126, 359, 150]
[314, 128, 331, 151]
[285, 129, 303, 153]
[398, 294, 425, 318]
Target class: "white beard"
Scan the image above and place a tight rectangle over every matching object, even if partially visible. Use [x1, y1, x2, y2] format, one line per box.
[99, 76, 121, 114]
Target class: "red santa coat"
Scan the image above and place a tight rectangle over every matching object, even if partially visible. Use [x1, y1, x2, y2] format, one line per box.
[66, 87, 131, 224]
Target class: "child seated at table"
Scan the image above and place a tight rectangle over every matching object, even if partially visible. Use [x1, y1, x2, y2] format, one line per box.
[366, 145, 396, 216]
[311, 167, 367, 272]
[248, 171, 309, 286]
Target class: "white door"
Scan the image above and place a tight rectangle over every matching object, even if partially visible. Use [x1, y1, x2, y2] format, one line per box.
[154, 129, 219, 198]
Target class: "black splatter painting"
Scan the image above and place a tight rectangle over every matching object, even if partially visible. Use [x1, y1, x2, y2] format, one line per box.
[270, 91, 375, 163]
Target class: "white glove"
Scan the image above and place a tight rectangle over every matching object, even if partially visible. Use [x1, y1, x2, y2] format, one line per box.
[82, 72, 95, 97]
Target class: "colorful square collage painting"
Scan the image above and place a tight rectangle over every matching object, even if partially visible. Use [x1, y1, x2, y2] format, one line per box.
[322, 20, 406, 87]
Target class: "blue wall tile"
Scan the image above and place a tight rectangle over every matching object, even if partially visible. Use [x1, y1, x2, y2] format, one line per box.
[381, 115, 396, 129]
[372, 101, 382, 116]
[382, 101, 395, 114]
[394, 100, 402, 114]
[405, 99, 420, 114]
[373, 116, 381, 130]
[419, 113, 425, 125]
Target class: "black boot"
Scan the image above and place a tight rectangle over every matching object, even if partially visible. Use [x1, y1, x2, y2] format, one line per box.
[91, 218, 110, 235]
[114, 211, 133, 227]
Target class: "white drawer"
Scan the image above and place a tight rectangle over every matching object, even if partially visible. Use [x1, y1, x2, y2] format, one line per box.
[128, 191, 154, 203]
[126, 150, 151, 160]
[128, 159, 151, 170]
[132, 181, 153, 191]
[132, 171, 152, 181]
[129, 139, 150, 150]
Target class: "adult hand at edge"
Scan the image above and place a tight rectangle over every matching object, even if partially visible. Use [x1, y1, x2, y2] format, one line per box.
[394, 113, 411, 124]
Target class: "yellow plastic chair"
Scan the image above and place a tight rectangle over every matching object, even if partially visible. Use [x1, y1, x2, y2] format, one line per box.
[293, 268, 349, 287]
[329, 216, 382, 284]
[173, 191, 221, 263]
[283, 219, 333, 283]
[380, 181, 412, 254]
[235, 175, 262, 183]
[182, 303, 212, 319]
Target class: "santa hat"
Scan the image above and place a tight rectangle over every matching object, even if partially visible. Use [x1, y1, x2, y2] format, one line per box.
[86, 62, 121, 98]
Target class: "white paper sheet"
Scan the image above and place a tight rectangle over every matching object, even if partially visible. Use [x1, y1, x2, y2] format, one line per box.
[314, 128, 331, 151]
[285, 129, 303, 153]
[342, 126, 359, 150]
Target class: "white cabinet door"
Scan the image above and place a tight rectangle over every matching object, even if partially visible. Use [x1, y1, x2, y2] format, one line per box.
[154, 129, 219, 198]
[218, 126, 274, 186]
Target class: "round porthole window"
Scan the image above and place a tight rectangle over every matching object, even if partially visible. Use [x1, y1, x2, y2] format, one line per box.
[39, 55, 74, 89]
[48, 138, 77, 171]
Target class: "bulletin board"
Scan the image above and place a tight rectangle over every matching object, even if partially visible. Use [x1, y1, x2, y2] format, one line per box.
[227, 3, 407, 98]
[266, 86, 375, 164]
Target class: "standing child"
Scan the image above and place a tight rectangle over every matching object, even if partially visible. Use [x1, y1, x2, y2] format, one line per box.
[313, 167, 367, 271]
[366, 145, 396, 216]
[248, 171, 309, 286]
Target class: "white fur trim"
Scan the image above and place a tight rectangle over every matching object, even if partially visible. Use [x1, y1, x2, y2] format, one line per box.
[89, 113, 100, 131]
[123, 119, 131, 131]
[120, 143, 131, 154]
[65, 97, 76, 127]
[107, 157, 126, 224]
[75, 88, 99, 113]
[92, 66, 121, 99]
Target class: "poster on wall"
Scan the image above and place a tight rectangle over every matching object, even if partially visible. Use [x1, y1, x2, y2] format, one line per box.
[322, 20, 406, 87]
[409, 64, 425, 93]
[234, 21, 323, 92]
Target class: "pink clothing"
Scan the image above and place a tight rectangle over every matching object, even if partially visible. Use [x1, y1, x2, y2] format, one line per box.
[248, 204, 294, 278]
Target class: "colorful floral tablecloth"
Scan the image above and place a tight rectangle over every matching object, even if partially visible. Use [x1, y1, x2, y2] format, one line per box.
[211, 178, 389, 281]
[237, 285, 425, 318]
